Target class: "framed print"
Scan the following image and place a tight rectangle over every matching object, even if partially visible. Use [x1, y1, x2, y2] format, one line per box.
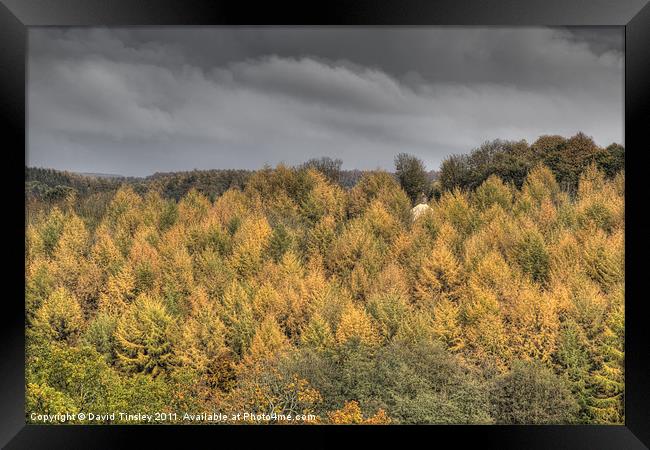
[2, 0, 649, 448]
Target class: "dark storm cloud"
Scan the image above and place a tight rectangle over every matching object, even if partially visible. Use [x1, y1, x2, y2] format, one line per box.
[561, 27, 624, 55]
[28, 27, 623, 176]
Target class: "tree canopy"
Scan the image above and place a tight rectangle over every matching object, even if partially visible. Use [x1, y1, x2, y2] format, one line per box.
[26, 133, 624, 424]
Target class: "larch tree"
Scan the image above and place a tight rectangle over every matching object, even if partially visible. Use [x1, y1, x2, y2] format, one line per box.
[228, 215, 272, 279]
[430, 298, 465, 352]
[587, 291, 624, 424]
[335, 303, 381, 348]
[462, 281, 511, 371]
[218, 280, 257, 358]
[301, 314, 335, 352]
[505, 284, 559, 364]
[32, 287, 84, 344]
[176, 288, 229, 375]
[98, 264, 137, 315]
[413, 242, 463, 307]
[115, 293, 176, 378]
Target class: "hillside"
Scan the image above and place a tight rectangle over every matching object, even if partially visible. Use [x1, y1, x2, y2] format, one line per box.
[26, 159, 624, 424]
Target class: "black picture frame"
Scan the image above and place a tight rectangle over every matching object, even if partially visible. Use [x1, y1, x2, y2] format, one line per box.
[2, 0, 649, 448]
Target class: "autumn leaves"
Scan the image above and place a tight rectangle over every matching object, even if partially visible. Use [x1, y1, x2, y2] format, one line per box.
[26, 161, 624, 424]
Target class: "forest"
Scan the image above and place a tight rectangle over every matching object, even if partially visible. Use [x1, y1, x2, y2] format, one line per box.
[25, 133, 624, 424]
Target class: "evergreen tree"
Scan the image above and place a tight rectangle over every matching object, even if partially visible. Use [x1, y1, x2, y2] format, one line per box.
[587, 296, 624, 423]
[32, 287, 84, 344]
[115, 294, 175, 377]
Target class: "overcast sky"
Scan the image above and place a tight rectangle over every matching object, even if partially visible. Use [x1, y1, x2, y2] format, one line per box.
[27, 27, 623, 177]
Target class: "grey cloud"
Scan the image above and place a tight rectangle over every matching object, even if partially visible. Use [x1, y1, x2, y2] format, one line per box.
[30, 27, 623, 88]
[27, 27, 623, 176]
[561, 27, 624, 56]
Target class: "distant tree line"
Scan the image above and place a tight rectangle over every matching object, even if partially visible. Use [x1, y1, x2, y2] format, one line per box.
[26, 132, 623, 223]
[437, 133, 624, 195]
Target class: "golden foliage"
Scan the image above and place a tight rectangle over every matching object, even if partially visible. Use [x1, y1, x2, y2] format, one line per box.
[115, 293, 175, 377]
[98, 264, 137, 315]
[229, 215, 272, 278]
[328, 400, 391, 424]
[33, 287, 84, 344]
[520, 164, 561, 208]
[242, 316, 291, 369]
[473, 175, 514, 211]
[463, 281, 511, 370]
[26, 162, 624, 424]
[335, 303, 381, 347]
[413, 242, 463, 307]
[176, 287, 228, 374]
[301, 314, 335, 351]
[431, 298, 465, 352]
[506, 284, 559, 363]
